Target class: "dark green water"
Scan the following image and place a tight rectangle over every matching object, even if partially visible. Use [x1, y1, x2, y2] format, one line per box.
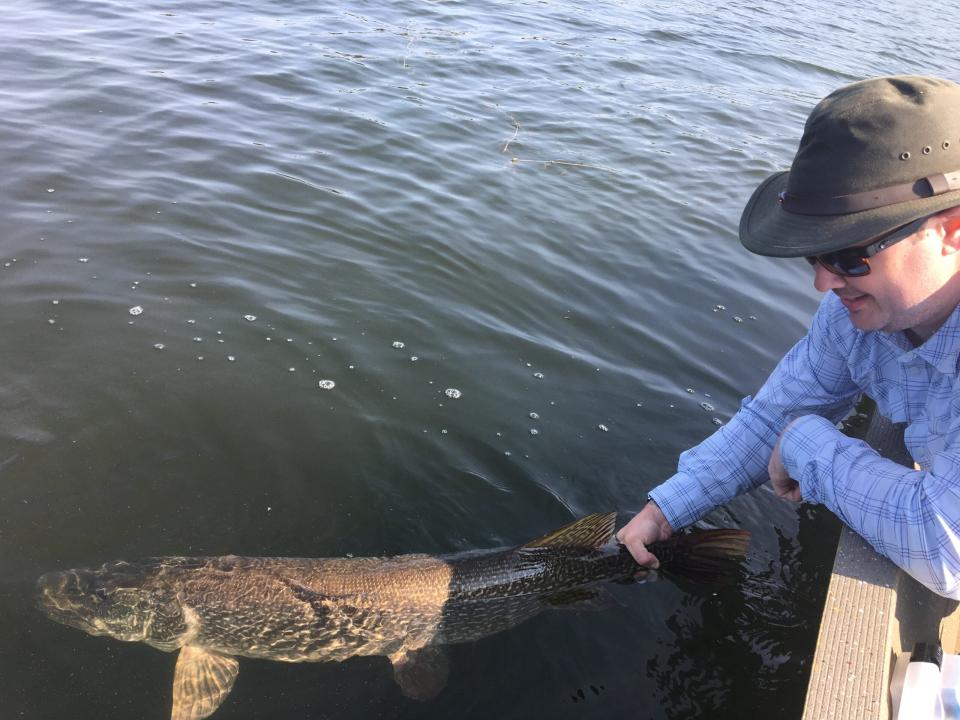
[2, 1, 956, 717]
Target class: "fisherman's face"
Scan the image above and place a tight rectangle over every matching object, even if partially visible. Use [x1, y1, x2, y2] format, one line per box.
[810, 213, 960, 341]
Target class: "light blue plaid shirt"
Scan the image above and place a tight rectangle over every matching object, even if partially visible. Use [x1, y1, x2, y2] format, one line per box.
[650, 292, 960, 598]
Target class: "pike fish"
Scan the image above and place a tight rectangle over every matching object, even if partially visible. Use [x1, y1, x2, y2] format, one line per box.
[37, 512, 748, 719]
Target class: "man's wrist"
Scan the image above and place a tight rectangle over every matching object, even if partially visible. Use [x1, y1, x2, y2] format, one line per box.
[779, 414, 841, 505]
[643, 499, 673, 540]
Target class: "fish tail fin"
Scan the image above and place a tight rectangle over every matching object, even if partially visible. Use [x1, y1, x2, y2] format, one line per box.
[650, 529, 750, 583]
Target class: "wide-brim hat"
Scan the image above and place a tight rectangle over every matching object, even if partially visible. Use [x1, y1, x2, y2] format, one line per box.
[740, 76, 960, 257]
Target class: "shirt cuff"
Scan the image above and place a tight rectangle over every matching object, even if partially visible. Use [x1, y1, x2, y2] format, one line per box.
[648, 474, 702, 531]
[778, 414, 844, 505]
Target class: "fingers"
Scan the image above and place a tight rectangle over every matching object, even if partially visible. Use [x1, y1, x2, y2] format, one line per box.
[616, 502, 673, 569]
[627, 542, 660, 570]
[615, 530, 661, 569]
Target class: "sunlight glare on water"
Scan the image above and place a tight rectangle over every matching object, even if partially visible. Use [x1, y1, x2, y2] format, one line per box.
[2, 0, 959, 718]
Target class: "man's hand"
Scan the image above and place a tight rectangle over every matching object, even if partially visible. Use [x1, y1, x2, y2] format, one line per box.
[769, 421, 802, 502]
[616, 501, 673, 568]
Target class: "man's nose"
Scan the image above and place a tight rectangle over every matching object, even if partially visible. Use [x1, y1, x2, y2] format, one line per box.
[812, 261, 846, 292]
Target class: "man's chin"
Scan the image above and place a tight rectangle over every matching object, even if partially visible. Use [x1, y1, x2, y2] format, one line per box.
[845, 308, 888, 333]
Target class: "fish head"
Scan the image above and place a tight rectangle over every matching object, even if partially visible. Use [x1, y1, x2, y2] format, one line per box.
[36, 559, 188, 647]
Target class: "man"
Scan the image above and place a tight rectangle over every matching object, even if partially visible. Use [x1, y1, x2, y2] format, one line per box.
[616, 75, 960, 600]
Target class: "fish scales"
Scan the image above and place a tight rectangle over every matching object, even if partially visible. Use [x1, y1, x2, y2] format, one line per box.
[37, 513, 749, 719]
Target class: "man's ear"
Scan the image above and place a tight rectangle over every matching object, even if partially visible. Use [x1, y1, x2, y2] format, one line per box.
[937, 206, 960, 255]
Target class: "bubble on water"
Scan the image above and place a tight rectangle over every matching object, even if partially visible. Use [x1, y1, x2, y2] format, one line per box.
[227, 356, 236, 361]
[712, 418, 724, 426]
[78, 257, 89, 263]
[153, 343, 165, 350]
[128, 305, 143, 316]
[533, 372, 544, 379]
[441, 429, 448, 435]
[187, 319, 196, 325]
[410, 356, 418, 362]
[749, 315, 758, 321]
[47, 318, 56, 325]
[392, 341, 405, 349]
[289, 367, 296, 372]
[445, 388, 462, 399]
[529, 412, 540, 420]
[733, 316, 744, 323]
[700, 402, 715, 412]
[51, 300, 59, 305]
[197, 356, 204, 361]
[318, 379, 336, 390]
[193, 337, 202, 343]
[704, 393, 712, 398]
[715, 304, 726, 311]
[504, 451, 512, 456]
[244, 315, 257, 322]
[189, 283, 197, 288]
[47, 188, 55, 193]
[529, 428, 539, 436]
[686, 388, 694, 394]
[597, 424, 609, 432]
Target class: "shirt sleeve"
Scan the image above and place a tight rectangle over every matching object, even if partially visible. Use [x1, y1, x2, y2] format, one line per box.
[649, 294, 861, 530]
[780, 413, 960, 599]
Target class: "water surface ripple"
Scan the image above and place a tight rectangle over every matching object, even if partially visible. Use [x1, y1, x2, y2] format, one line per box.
[2, 1, 957, 718]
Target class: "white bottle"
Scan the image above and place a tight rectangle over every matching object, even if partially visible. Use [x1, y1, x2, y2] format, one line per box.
[897, 642, 944, 720]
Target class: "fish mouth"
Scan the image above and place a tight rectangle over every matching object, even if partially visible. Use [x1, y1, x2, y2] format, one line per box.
[36, 569, 106, 635]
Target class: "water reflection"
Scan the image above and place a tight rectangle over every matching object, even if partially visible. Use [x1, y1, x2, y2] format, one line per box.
[648, 507, 841, 718]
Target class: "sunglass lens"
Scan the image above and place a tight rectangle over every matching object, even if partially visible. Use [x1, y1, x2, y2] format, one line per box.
[806, 252, 870, 277]
[829, 250, 870, 276]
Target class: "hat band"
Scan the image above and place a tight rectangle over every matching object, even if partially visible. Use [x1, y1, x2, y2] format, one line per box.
[778, 170, 960, 215]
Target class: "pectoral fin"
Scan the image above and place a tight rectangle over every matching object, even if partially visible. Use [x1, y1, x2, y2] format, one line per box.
[389, 645, 449, 701]
[171, 646, 239, 720]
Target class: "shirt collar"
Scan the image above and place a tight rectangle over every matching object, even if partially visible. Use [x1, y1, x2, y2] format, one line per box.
[888, 302, 960, 374]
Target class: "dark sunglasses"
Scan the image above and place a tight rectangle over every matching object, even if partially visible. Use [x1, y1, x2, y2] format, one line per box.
[804, 216, 929, 277]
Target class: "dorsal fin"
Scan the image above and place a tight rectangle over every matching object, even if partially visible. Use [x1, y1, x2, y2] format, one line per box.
[520, 512, 616, 550]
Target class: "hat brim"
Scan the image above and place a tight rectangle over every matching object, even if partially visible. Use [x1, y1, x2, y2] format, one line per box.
[739, 171, 960, 257]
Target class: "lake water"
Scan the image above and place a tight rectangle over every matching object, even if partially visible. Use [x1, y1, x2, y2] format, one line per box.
[2, 1, 957, 718]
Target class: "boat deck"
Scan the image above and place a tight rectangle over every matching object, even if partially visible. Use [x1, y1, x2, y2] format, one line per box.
[802, 412, 960, 719]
